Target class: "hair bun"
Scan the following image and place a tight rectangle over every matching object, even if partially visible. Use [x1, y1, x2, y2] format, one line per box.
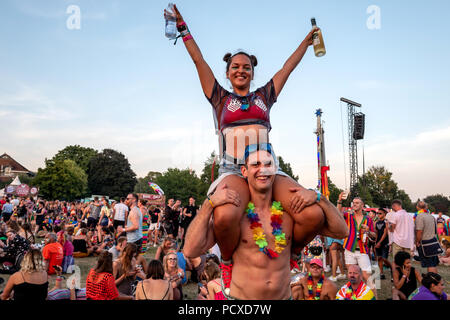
[250, 55, 258, 67]
[223, 53, 232, 63]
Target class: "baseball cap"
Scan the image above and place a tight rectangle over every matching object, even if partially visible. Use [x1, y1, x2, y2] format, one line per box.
[310, 258, 323, 268]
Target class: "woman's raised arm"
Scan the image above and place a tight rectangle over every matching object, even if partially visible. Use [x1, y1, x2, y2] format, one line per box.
[272, 27, 317, 97]
[169, 5, 215, 99]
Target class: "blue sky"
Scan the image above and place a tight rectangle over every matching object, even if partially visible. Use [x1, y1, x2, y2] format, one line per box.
[1, 0, 449, 201]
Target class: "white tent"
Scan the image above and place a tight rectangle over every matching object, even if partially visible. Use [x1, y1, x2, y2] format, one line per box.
[10, 175, 21, 186]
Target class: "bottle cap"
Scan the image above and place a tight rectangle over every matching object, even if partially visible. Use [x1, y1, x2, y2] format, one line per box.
[311, 18, 317, 26]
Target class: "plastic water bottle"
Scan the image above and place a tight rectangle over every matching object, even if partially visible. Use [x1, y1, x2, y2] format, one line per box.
[165, 3, 177, 39]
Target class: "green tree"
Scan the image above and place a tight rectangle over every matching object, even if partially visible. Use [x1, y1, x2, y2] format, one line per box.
[277, 156, 299, 181]
[88, 149, 137, 198]
[199, 152, 219, 197]
[352, 166, 413, 211]
[33, 159, 88, 200]
[17, 173, 35, 186]
[52, 145, 98, 173]
[155, 168, 202, 204]
[0, 178, 12, 189]
[134, 171, 163, 194]
[327, 177, 343, 205]
[423, 194, 450, 214]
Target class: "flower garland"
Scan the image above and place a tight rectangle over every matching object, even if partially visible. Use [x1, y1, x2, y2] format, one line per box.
[246, 201, 287, 259]
[307, 273, 324, 300]
[344, 282, 362, 300]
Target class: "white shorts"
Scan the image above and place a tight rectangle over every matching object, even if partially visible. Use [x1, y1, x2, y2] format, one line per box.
[344, 249, 372, 273]
[149, 223, 159, 231]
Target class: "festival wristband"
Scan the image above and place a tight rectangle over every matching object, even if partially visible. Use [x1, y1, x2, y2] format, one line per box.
[176, 21, 187, 30]
[206, 195, 215, 208]
[309, 189, 321, 202]
[180, 29, 190, 37]
[182, 34, 193, 42]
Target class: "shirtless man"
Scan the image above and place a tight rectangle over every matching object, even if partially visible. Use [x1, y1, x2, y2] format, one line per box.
[291, 258, 337, 300]
[184, 145, 348, 299]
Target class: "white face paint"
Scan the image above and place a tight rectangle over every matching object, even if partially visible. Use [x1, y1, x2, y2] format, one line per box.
[247, 151, 278, 176]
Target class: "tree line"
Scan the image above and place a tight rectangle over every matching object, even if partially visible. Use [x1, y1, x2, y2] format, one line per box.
[13, 145, 449, 213]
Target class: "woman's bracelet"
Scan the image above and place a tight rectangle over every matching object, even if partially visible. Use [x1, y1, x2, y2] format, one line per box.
[308, 189, 322, 202]
[182, 34, 193, 42]
[176, 21, 187, 31]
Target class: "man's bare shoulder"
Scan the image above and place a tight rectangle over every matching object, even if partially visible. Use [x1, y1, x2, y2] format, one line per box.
[323, 277, 338, 290]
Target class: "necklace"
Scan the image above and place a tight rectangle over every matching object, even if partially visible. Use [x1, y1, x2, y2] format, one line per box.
[246, 201, 287, 259]
[344, 282, 359, 300]
[307, 273, 324, 300]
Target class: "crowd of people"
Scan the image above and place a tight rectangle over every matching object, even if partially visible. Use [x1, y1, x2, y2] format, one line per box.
[288, 195, 450, 300]
[0, 186, 449, 301]
[1, 3, 449, 301]
[0, 193, 219, 301]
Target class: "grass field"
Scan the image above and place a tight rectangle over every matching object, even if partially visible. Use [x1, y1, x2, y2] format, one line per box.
[1, 244, 449, 300]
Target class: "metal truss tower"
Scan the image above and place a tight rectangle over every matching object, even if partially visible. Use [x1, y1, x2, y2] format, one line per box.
[340, 97, 362, 190]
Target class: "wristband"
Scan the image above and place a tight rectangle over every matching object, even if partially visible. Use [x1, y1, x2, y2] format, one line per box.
[309, 189, 321, 202]
[206, 195, 215, 208]
[180, 29, 190, 37]
[176, 21, 187, 31]
[337, 201, 342, 204]
[182, 34, 193, 42]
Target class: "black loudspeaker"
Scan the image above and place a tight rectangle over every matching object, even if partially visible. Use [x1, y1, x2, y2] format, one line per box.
[353, 113, 365, 140]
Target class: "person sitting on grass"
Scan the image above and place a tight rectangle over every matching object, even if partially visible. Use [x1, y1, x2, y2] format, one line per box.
[294, 258, 338, 300]
[392, 251, 422, 300]
[0, 249, 48, 301]
[203, 260, 224, 300]
[18, 222, 35, 245]
[163, 251, 185, 300]
[134, 249, 148, 280]
[47, 265, 86, 300]
[409, 272, 449, 300]
[42, 232, 64, 275]
[0, 228, 30, 274]
[336, 265, 376, 300]
[113, 243, 146, 296]
[439, 239, 450, 266]
[86, 251, 133, 300]
[94, 225, 115, 254]
[108, 236, 128, 261]
[135, 259, 173, 300]
[155, 237, 176, 263]
[72, 228, 95, 258]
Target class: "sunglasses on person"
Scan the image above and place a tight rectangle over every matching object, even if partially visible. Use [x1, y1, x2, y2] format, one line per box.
[168, 258, 177, 261]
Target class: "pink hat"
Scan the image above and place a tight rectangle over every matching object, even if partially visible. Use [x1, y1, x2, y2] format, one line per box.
[310, 258, 323, 268]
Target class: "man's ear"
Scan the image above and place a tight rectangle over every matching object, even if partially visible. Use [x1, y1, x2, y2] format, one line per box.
[241, 165, 248, 178]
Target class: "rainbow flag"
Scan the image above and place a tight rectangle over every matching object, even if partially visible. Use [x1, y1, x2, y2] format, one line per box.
[148, 182, 164, 195]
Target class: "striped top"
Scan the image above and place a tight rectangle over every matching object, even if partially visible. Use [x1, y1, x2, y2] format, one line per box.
[343, 211, 374, 254]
